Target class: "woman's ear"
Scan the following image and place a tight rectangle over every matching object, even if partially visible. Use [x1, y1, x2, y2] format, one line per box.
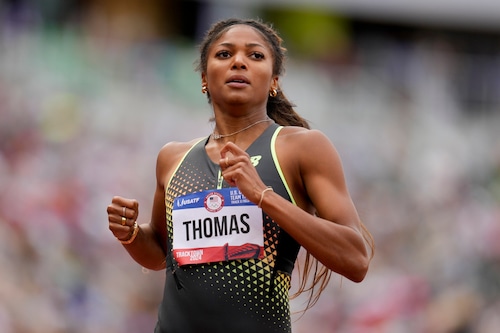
[271, 76, 279, 91]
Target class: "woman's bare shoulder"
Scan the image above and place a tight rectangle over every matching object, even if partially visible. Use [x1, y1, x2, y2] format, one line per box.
[278, 126, 332, 147]
[159, 137, 204, 154]
[157, 137, 205, 167]
[276, 126, 340, 171]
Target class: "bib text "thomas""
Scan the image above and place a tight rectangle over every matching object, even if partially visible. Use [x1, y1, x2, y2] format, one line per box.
[182, 214, 250, 241]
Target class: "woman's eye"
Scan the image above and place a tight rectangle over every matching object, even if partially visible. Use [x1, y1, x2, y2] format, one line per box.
[216, 51, 231, 58]
[251, 52, 264, 59]
[215, 50, 264, 60]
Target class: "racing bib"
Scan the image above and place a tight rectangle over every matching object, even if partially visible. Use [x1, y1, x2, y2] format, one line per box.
[172, 188, 264, 266]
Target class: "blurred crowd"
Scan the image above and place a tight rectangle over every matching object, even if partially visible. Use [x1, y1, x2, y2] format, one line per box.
[1, 2, 500, 333]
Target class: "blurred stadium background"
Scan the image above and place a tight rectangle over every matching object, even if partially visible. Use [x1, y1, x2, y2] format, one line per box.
[1, 1, 499, 332]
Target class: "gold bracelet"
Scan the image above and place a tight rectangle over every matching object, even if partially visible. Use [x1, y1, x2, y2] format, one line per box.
[258, 187, 273, 208]
[119, 222, 139, 245]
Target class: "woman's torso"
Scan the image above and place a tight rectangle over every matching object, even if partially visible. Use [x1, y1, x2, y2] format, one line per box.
[154, 124, 301, 333]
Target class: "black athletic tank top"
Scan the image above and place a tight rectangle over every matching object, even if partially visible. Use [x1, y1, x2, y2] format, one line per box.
[154, 124, 301, 333]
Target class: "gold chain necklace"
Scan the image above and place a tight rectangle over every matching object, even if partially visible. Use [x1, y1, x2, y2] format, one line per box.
[212, 118, 271, 140]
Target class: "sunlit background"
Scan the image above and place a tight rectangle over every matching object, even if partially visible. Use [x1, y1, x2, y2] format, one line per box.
[1, 1, 499, 332]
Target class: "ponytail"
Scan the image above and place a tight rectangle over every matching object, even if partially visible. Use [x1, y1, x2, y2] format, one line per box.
[267, 89, 310, 129]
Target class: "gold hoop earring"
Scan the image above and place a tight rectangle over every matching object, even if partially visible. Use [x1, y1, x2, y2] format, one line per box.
[269, 89, 278, 97]
[201, 85, 208, 94]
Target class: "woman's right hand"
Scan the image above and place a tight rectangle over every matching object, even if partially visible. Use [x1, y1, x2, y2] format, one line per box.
[107, 196, 139, 241]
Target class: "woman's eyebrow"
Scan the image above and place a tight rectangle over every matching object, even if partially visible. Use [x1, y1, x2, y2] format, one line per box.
[217, 42, 266, 49]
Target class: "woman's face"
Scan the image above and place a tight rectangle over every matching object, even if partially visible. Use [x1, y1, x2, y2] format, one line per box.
[202, 24, 278, 109]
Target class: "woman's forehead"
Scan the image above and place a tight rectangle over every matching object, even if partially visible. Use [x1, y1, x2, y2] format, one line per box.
[214, 24, 269, 46]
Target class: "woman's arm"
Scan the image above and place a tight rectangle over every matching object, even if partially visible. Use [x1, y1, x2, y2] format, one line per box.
[219, 129, 370, 282]
[107, 141, 192, 270]
[112, 185, 168, 271]
[266, 129, 370, 282]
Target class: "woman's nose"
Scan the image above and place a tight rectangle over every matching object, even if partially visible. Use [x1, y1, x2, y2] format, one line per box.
[231, 53, 247, 70]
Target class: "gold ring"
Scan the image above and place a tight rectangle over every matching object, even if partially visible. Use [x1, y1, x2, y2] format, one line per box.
[121, 216, 127, 226]
[225, 156, 229, 168]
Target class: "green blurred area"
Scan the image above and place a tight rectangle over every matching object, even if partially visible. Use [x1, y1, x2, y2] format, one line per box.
[264, 8, 351, 59]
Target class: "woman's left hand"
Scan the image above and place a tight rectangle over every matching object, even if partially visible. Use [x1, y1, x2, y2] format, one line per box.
[219, 142, 267, 204]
